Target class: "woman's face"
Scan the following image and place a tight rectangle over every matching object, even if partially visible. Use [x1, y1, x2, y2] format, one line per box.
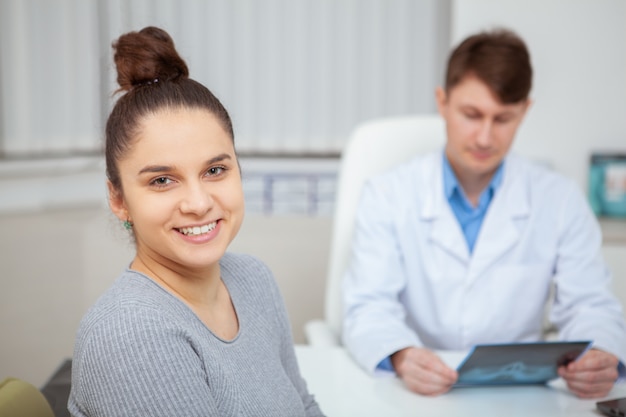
[109, 107, 244, 274]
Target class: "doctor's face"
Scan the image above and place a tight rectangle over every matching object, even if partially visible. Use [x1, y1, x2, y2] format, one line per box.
[436, 74, 530, 183]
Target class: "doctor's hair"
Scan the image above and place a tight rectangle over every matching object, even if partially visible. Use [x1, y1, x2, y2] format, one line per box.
[105, 26, 234, 194]
[445, 28, 532, 104]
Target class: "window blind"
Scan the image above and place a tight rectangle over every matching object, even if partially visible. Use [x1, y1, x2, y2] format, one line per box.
[0, 0, 449, 158]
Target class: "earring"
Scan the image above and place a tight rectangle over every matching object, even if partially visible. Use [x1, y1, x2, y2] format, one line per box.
[123, 219, 133, 230]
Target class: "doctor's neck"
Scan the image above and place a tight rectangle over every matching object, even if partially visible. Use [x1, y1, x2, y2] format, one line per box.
[455, 167, 499, 208]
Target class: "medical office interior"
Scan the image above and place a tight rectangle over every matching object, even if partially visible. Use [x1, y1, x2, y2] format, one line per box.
[1, 0, 626, 399]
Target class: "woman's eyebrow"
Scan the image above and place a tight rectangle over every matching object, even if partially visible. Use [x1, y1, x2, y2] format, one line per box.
[206, 153, 232, 165]
[137, 153, 233, 176]
[138, 165, 172, 175]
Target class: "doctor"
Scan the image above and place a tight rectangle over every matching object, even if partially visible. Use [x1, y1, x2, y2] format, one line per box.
[342, 28, 626, 398]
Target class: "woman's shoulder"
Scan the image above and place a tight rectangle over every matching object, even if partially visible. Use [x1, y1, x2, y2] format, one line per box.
[75, 270, 190, 344]
[220, 252, 281, 302]
[220, 252, 272, 277]
[86, 270, 169, 310]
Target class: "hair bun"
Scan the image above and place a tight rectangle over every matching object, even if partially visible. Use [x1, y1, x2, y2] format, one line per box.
[113, 26, 189, 91]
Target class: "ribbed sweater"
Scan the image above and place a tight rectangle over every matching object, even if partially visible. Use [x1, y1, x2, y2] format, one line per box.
[68, 252, 324, 417]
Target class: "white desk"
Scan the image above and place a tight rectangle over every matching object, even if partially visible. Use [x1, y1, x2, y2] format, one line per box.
[295, 345, 626, 417]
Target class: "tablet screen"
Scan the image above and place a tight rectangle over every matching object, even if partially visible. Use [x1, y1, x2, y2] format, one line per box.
[455, 341, 592, 386]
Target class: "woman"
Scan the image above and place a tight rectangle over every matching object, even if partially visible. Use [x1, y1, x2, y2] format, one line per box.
[68, 26, 324, 417]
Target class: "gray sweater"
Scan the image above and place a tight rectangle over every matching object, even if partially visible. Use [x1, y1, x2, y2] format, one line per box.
[68, 253, 324, 417]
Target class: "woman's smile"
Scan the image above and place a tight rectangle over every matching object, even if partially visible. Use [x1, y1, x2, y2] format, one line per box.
[177, 221, 218, 236]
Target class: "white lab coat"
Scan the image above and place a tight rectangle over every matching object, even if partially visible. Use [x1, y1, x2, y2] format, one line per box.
[342, 151, 626, 374]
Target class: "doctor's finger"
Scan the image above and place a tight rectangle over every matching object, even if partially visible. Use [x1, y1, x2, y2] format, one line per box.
[414, 363, 457, 387]
[564, 378, 614, 399]
[559, 366, 618, 384]
[567, 350, 618, 372]
[402, 369, 455, 396]
[413, 352, 458, 381]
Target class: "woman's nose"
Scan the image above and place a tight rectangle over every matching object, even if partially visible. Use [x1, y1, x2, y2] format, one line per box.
[180, 182, 214, 215]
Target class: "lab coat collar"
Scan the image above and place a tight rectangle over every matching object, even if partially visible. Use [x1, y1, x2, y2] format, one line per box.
[420, 153, 470, 263]
[470, 154, 531, 277]
[419, 152, 531, 267]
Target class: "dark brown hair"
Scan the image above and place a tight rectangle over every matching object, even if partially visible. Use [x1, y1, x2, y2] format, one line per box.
[445, 28, 532, 104]
[105, 26, 234, 193]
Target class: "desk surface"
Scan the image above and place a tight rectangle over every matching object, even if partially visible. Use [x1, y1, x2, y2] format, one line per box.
[295, 345, 626, 417]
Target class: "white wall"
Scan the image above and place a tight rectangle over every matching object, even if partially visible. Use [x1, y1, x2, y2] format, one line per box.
[451, 0, 626, 190]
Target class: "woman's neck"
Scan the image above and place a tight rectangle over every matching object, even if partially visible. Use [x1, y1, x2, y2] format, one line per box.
[130, 254, 222, 307]
[131, 254, 239, 339]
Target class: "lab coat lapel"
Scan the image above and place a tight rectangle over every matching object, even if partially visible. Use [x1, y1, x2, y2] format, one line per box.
[469, 156, 530, 278]
[420, 155, 470, 264]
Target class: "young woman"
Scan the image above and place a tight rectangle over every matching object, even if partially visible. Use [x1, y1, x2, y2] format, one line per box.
[68, 26, 324, 417]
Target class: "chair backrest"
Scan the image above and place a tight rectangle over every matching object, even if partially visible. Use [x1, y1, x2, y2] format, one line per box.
[0, 377, 55, 417]
[324, 114, 446, 341]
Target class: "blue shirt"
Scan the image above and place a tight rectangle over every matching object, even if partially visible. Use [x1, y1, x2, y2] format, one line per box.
[442, 155, 504, 254]
[377, 155, 504, 372]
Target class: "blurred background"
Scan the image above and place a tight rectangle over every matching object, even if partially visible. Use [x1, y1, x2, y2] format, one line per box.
[1, 0, 625, 387]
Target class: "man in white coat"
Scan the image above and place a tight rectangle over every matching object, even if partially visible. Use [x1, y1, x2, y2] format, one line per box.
[342, 28, 626, 398]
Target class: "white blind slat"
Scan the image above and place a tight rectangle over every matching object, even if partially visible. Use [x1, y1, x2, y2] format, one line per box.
[0, 0, 448, 157]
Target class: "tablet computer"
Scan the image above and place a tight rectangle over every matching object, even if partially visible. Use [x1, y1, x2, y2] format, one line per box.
[597, 397, 626, 417]
[454, 341, 592, 386]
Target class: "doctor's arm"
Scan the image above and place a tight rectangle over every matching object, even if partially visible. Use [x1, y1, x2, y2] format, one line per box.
[549, 182, 626, 397]
[341, 180, 456, 394]
[342, 181, 419, 369]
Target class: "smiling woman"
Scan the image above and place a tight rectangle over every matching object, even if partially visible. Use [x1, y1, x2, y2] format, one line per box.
[68, 26, 325, 417]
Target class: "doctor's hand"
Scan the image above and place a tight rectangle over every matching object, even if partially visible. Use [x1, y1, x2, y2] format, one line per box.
[391, 347, 458, 396]
[558, 348, 619, 398]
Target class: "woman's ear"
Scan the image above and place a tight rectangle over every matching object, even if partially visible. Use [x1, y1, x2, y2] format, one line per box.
[107, 181, 128, 222]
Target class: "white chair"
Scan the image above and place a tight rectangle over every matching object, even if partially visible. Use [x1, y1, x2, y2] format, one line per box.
[304, 114, 446, 346]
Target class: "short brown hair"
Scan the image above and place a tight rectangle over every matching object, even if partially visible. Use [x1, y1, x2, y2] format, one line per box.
[445, 28, 532, 104]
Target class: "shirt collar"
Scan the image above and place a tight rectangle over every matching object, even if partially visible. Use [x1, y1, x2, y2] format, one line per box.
[442, 153, 504, 201]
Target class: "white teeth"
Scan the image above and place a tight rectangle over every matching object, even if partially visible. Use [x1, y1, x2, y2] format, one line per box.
[179, 222, 217, 236]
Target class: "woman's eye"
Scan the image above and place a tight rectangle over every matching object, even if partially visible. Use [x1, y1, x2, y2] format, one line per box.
[150, 177, 172, 187]
[206, 166, 226, 177]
